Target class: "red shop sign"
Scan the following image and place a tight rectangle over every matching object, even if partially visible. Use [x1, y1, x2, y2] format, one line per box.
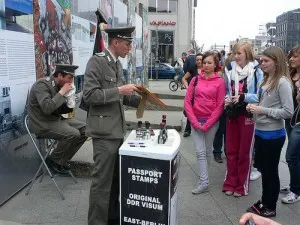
[150, 21, 176, 26]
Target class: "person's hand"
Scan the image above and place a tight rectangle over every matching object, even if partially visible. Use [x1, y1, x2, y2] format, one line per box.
[246, 104, 252, 112]
[239, 212, 281, 225]
[231, 95, 240, 104]
[59, 83, 74, 96]
[225, 97, 232, 107]
[118, 84, 138, 96]
[247, 104, 262, 115]
[182, 79, 188, 89]
[197, 123, 202, 131]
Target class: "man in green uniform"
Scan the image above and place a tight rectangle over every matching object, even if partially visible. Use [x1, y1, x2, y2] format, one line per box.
[83, 27, 141, 225]
[28, 64, 87, 174]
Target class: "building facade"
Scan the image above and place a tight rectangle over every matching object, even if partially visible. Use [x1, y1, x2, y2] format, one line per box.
[148, 0, 196, 64]
[275, 8, 300, 53]
[229, 38, 261, 56]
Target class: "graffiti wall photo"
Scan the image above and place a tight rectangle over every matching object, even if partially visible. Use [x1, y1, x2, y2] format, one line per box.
[34, 0, 72, 79]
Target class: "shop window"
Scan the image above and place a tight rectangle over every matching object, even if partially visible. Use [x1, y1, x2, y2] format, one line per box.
[148, 0, 177, 13]
[151, 30, 174, 63]
[148, 0, 156, 12]
[2, 87, 9, 97]
[4, 107, 10, 115]
[169, 0, 177, 13]
[157, 0, 168, 13]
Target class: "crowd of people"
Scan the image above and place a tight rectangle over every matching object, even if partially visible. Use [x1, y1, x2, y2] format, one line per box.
[26, 20, 300, 224]
[180, 43, 300, 220]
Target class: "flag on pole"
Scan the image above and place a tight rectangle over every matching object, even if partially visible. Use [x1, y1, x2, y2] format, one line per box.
[93, 9, 108, 55]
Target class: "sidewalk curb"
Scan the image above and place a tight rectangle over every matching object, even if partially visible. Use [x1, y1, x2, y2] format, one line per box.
[126, 121, 181, 131]
[155, 93, 185, 100]
[127, 105, 183, 111]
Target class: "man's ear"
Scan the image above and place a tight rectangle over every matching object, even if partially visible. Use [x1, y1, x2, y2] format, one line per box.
[112, 38, 119, 47]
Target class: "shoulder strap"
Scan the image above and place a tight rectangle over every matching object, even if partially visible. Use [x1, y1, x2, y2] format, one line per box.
[253, 65, 259, 93]
[191, 75, 199, 106]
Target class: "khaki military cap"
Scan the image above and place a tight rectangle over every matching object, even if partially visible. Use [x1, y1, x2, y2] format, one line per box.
[54, 64, 79, 76]
[105, 26, 135, 42]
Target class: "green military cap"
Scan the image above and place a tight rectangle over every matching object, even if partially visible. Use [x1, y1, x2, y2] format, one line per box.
[54, 64, 79, 76]
[105, 26, 135, 42]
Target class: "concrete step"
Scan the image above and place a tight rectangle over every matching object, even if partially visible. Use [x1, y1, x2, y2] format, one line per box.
[127, 98, 184, 111]
[148, 80, 186, 97]
[125, 109, 184, 131]
[0, 220, 23, 225]
[155, 93, 185, 100]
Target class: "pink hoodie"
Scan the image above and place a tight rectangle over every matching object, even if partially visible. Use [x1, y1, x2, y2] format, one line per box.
[184, 72, 226, 132]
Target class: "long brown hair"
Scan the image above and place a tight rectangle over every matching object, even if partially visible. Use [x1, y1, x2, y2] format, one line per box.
[288, 45, 300, 78]
[261, 46, 291, 92]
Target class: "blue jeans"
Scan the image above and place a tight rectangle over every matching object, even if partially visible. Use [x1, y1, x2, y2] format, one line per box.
[286, 124, 300, 195]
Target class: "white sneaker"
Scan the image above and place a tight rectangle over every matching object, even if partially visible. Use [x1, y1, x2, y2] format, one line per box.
[250, 169, 261, 181]
[192, 184, 209, 194]
[281, 192, 300, 204]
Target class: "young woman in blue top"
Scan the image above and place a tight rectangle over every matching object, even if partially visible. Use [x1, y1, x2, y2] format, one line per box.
[246, 46, 294, 217]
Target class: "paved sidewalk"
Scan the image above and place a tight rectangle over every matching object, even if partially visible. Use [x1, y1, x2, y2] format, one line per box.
[0, 133, 299, 225]
[1, 81, 299, 224]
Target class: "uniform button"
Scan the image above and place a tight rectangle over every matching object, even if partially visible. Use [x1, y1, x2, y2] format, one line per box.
[111, 79, 113, 81]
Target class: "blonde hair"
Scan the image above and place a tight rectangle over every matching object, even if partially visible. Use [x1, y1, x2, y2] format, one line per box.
[232, 42, 255, 63]
[261, 46, 291, 92]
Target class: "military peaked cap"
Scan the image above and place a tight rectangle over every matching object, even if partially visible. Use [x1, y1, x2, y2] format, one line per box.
[54, 64, 79, 76]
[105, 26, 135, 42]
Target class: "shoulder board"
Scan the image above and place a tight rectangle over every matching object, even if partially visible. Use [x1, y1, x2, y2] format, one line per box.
[95, 52, 105, 57]
[45, 76, 50, 81]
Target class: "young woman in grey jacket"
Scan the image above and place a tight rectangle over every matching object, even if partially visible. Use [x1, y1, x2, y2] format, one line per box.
[246, 46, 294, 217]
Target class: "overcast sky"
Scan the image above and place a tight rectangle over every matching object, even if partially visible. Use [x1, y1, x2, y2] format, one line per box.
[195, 0, 299, 51]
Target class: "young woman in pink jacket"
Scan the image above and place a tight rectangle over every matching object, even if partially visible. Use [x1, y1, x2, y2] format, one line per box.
[184, 51, 226, 194]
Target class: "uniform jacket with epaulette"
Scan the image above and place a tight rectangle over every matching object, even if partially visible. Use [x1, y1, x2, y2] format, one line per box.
[28, 76, 72, 134]
[83, 49, 140, 139]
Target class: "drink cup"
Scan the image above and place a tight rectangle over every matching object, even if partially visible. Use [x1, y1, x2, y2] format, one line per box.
[64, 86, 76, 108]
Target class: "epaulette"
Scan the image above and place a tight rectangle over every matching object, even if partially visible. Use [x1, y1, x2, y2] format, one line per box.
[45, 76, 50, 81]
[95, 52, 105, 57]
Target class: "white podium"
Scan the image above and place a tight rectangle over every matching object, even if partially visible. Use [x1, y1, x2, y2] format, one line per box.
[119, 129, 181, 225]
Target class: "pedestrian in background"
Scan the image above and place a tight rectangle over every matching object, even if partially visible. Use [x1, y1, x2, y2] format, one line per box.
[284, 45, 300, 137]
[0, 113, 3, 132]
[220, 50, 226, 67]
[246, 46, 293, 217]
[173, 52, 187, 76]
[222, 42, 263, 197]
[184, 51, 226, 194]
[212, 51, 233, 163]
[182, 53, 203, 137]
[183, 49, 196, 74]
[280, 45, 300, 204]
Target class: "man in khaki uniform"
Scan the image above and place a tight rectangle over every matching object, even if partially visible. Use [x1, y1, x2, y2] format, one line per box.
[28, 64, 87, 174]
[83, 27, 141, 225]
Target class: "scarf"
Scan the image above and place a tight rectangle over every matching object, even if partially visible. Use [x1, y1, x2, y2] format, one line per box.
[230, 62, 254, 96]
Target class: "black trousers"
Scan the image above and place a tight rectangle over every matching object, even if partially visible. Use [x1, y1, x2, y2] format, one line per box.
[184, 118, 191, 134]
[213, 110, 226, 156]
[254, 135, 285, 210]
